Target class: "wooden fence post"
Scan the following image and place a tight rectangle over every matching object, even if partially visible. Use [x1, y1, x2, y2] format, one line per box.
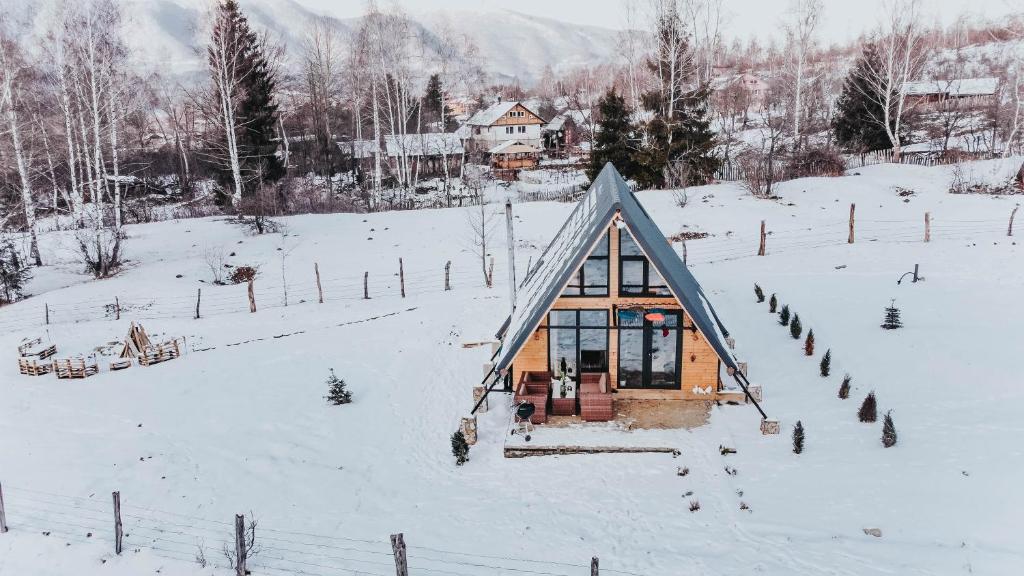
[112, 491, 122, 555]
[115, 297, 121, 321]
[234, 514, 246, 576]
[364, 272, 369, 299]
[247, 280, 256, 313]
[315, 262, 324, 304]
[487, 256, 495, 287]
[45, 303, 49, 325]
[682, 240, 687, 265]
[195, 288, 202, 319]
[1009, 205, 1019, 237]
[591, 556, 599, 576]
[848, 203, 856, 244]
[924, 212, 931, 242]
[757, 220, 766, 256]
[390, 533, 408, 576]
[445, 261, 451, 291]
[0, 481, 8, 533]
[399, 258, 406, 298]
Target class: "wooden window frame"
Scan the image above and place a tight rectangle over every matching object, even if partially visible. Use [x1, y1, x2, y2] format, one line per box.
[618, 230, 672, 297]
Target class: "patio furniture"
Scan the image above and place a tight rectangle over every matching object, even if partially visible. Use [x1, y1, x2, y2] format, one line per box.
[580, 373, 614, 422]
[550, 377, 577, 416]
[515, 371, 550, 424]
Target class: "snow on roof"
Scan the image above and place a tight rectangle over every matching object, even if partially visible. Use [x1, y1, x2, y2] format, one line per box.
[340, 139, 378, 159]
[384, 133, 464, 157]
[543, 115, 567, 132]
[488, 140, 541, 155]
[903, 77, 999, 97]
[494, 163, 739, 376]
[466, 100, 544, 126]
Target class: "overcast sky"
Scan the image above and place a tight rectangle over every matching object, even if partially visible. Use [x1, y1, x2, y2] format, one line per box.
[295, 0, 1021, 42]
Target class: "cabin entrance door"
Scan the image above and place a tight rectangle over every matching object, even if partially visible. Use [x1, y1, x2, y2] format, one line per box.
[617, 311, 681, 389]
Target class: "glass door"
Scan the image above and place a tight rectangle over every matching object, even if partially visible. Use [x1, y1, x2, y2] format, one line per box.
[617, 310, 681, 389]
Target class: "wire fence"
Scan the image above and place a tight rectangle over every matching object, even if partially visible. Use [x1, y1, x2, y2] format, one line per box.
[0, 483, 644, 576]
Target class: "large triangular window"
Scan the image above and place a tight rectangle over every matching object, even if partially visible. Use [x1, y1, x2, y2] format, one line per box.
[619, 228, 671, 296]
[562, 229, 609, 296]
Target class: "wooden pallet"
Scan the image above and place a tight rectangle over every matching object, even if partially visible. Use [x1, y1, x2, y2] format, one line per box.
[138, 340, 181, 366]
[18, 338, 56, 359]
[18, 357, 54, 376]
[110, 359, 132, 371]
[54, 358, 99, 379]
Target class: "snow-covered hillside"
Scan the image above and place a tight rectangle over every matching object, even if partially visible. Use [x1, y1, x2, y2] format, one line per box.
[1, 159, 1023, 575]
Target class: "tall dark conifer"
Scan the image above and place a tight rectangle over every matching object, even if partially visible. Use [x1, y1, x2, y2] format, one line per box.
[588, 89, 638, 181]
[833, 43, 910, 153]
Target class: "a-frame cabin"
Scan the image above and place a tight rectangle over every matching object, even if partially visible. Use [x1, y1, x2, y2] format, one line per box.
[490, 163, 764, 424]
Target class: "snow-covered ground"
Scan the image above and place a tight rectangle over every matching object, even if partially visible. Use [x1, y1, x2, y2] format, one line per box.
[1, 159, 1022, 576]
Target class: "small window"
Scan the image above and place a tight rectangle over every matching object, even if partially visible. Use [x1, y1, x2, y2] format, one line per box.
[619, 228, 671, 296]
[517, 125, 526, 133]
[505, 126, 514, 134]
[562, 230, 609, 297]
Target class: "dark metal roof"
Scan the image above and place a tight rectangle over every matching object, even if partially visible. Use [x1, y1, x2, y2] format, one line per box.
[495, 163, 738, 374]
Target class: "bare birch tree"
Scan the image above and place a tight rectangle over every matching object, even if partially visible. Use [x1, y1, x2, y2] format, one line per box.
[783, 0, 822, 149]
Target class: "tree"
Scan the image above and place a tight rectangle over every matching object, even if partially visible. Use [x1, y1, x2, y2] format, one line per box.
[778, 304, 790, 326]
[422, 73, 451, 130]
[792, 420, 805, 454]
[859, 391, 878, 422]
[804, 329, 815, 356]
[0, 237, 31, 304]
[769, 293, 778, 313]
[451, 430, 470, 465]
[881, 300, 903, 329]
[838, 374, 851, 399]
[754, 284, 765, 303]
[325, 369, 353, 405]
[302, 16, 342, 179]
[588, 89, 639, 181]
[790, 314, 802, 339]
[819, 348, 831, 376]
[833, 43, 908, 153]
[881, 411, 897, 447]
[783, 0, 823, 149]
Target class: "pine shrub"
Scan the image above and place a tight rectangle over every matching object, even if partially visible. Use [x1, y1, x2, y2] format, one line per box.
[881, 411, 897, 447]
[451, 431, 470, 465]
[881, 300, 903, 330]
[0, 238, 31, 305]
[754, 284, 765, 303]
[325, 369, 353, 405]
[778, 304, 790, 326]
[804, 329, 815, 356]
[790, 314, 802, 339]
[819, 349, 831, 377]
[768, 294, 777, 313]
[838, 374, 851, 399]
[792, 420, 805, 454]
[859, 391, 878, 423]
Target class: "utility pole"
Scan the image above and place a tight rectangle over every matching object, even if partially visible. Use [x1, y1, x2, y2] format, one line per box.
[505, 200, 517, 312]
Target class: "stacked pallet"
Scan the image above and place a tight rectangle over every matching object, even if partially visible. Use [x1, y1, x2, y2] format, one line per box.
[54, 357, 99, 379]
[138, 339, 181, 366]
[18, 357, 54, 376]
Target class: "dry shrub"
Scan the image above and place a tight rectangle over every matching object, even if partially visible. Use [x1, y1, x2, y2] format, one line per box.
[230, 266, 258, 284]
[784, 146, 846, 179]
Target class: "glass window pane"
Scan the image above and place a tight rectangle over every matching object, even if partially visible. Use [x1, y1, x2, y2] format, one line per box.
[618, 329, 644, 388]
[579, 329, 608, 373]
[580, 310, 607, 326]
[549, 310, 577, 327]
[649, 327, 678, 387]
[562, 269, 582, 296]
[648, 268, 670, 295]
[590, 231, 609, 257]
[620, 229, 642, 256]
[621, 260, 644, 294]
[549, 328, 577, 378]
[582, 259, 608, 294]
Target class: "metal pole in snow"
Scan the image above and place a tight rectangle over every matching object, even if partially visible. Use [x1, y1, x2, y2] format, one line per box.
[505, 200, 517, 312]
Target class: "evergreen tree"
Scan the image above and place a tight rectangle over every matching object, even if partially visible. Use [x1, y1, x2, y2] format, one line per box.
[790, 314, 802, 339]
[881, 300, 903, 329]
[838, 374, 851, 399]
[325, 369, 352, 405]
[207, 0, 284, 205]
[859, 391, 878, 423]
[451, 430, 470, 465]
[881, 411, 897, 447]
[754, 284, 765, 303]
[819, 349, 832, 377]
[423, 74, 454, 131]
[588, 89, 639, 182]
[0, 238, 31, 305]
[768, 293, 777, 313]
[792, 420, 805, 454]
[778, 304, 790, 326]
[804, 329, 815, 356]
[833, 43, 911, 153]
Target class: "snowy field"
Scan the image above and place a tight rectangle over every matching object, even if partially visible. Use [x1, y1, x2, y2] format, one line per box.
[1, 159, 1022, 576]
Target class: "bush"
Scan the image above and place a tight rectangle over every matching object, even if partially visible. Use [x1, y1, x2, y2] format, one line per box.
[859, 391, 878, 423]
[838, 374, 851, 399]
[325, 369, 353, 405]
[881, 411, 897, 447]
[792, 420, 805, 454]
[754, 283, 765, 303]
[778, 304, 790, 326]
[790, 314, 802, 339]
[451, 430, 470, 465]
[804, 329, 815, 356]
[75, 227, 123, 279]
[0, 237, 31, 304]
[230, 266, 258, 284]
[783, 146, 846, 180]
[688, 499, 701, 512]
[819, 349, 831, 377]
[768, 294, 777, 313]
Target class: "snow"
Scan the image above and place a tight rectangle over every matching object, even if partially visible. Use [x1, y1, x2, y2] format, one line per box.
[903, 77, 999, 97]
[466, 101, 521, 127]
[383, 133, 464, 158]
[2, 158, 1024, 575]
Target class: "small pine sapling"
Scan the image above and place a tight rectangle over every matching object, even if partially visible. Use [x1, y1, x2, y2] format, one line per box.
[789, 314, 802, 339]
[768, 293, 777, 313]
[838, 374, 851, 399]
[804, 329, 815, 356]
[881, 411, 897, 447]
[778, 304, 790, 326]
[325, 369, 353, 405]
[754, 284, 765, 303]
[858, 391, 878, 423]
[881, 299, 903, 329]
[819, 349, 831, 377]
[792, 420, 805, 454]
[451, 430, 470, 465]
